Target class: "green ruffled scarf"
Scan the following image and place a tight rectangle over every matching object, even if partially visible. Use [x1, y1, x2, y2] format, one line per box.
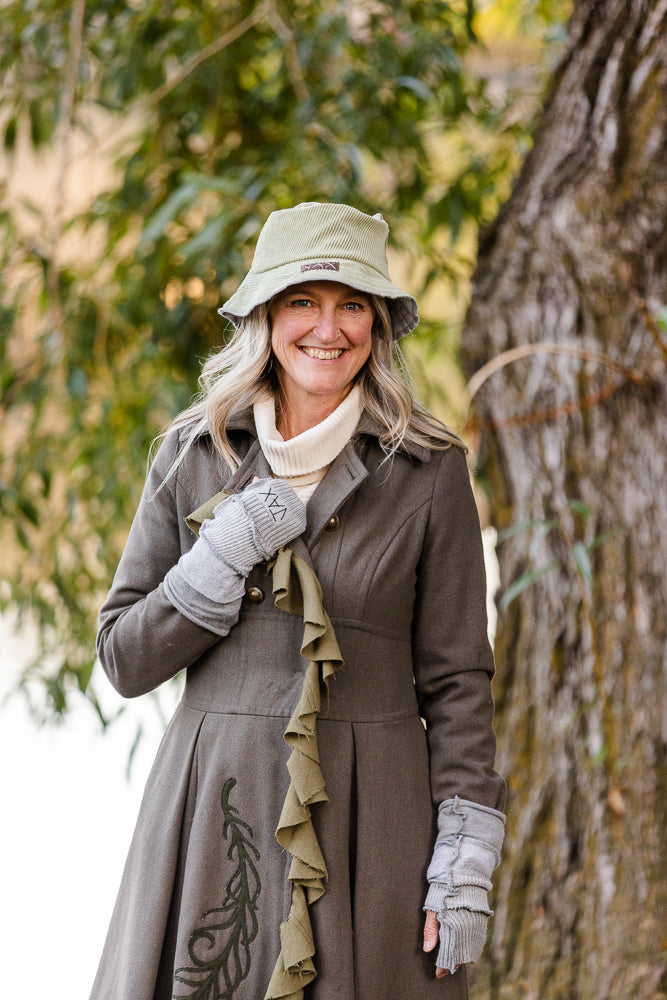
[187, 493, 344, 1000]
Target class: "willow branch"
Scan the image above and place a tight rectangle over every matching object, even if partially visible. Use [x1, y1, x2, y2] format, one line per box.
[463, 341, 648, 406]
[141, 0, 273, 110]
[464, 380, 623, 432]
[48, 0, 86, 327]
[265, 4, 310, 103]
[70, 1, 272, 168]
[265, 4, 338, 150]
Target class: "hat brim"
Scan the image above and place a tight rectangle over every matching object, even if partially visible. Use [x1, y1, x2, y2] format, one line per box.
[219, 258, 418, 340]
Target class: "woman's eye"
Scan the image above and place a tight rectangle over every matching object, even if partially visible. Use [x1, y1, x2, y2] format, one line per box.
[343, 301, 363, 311]
[290, 298, 312, 308]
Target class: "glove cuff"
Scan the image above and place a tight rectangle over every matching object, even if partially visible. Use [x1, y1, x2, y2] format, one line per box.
[424, 883, 492, 916]
[435, 908, 489, 974]
[436, 797, 506, 854]
[200, 498, 259, 576]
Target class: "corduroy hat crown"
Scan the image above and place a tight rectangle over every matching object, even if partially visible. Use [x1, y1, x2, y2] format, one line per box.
[219, 202, 419, 340]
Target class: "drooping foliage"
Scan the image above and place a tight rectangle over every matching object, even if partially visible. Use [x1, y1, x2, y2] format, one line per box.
[0, 0, 567, 720]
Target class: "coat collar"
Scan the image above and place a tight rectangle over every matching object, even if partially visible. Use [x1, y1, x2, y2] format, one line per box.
[220, 434, 368, 561]
[215, 403, 431, 565]
[352, 410, 431, 463]
[223, 404, 432, 463]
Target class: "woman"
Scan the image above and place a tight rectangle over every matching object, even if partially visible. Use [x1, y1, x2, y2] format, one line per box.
[90, 202, 506, 1000]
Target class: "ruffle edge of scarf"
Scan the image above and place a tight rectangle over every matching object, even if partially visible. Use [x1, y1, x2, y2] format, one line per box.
[263, 546, 344, 1000]
[184, 495, 344, 1000]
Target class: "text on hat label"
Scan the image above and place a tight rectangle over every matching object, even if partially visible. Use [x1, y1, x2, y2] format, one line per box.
[301, 261, 341, 272]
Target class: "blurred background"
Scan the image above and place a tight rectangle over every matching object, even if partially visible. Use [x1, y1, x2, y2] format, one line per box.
[1, 1, 664, 997]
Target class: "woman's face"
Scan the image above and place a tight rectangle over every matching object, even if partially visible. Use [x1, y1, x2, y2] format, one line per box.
[269, 281, 374, 413]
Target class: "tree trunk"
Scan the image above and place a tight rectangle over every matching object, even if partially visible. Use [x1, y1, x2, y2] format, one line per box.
[460, 2, 667, 998]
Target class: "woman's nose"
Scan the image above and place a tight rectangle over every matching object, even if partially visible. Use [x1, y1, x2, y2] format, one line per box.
[313, 307, 340, 343]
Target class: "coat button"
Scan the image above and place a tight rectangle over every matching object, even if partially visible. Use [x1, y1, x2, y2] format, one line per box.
[247, 586, 264, 603]
[325, 515, 340, 531]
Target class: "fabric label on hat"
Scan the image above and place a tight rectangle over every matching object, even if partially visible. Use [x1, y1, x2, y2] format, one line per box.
[301, 261, 341, 272]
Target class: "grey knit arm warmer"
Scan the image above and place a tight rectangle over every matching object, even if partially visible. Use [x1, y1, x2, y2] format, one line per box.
[424, 796, 505, 974]
[163, 478, 307, 636]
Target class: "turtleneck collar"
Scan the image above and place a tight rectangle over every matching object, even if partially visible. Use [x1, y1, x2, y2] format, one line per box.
[253, 386, 364, 479]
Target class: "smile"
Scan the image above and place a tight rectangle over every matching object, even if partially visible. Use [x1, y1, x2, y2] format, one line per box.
[300, 347, 344, 360]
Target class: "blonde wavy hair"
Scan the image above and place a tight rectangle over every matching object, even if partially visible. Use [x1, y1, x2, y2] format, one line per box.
[161, 294, 464, 476]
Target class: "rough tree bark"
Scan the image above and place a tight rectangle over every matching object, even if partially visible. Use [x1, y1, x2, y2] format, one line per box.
[460, 2, 666, 999]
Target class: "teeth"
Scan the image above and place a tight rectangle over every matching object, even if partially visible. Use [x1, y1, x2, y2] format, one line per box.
[301, 347, 343, 360]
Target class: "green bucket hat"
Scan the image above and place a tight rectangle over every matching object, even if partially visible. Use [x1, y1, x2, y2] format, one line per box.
[219, 202, 419, 340]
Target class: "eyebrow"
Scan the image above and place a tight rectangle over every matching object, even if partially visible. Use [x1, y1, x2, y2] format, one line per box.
[278, 285, 371, 301]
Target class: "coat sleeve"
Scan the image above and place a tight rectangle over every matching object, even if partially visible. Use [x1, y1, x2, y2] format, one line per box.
[96, 432, 221, 698]
[412, 446, 506, 812]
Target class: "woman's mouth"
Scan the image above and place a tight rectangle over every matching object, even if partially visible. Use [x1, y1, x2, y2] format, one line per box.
[300, 347, 344, 360]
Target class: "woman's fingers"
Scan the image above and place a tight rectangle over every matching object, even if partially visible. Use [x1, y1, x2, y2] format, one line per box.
[423, 909, 439, 952]
[424, 911, 463, 978]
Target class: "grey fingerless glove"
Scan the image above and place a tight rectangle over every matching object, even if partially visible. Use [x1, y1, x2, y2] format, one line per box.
[424, 796, 505, 974]
[163, 478, 306, 635]
[197, 479, 307, 577]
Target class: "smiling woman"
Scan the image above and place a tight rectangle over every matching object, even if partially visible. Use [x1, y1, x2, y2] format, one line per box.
[269, 281, 374, 437]
[89, 202, 506, 1000]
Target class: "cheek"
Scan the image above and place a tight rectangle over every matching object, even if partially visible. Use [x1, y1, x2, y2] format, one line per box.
[358, 343, 372, 370]
[356, 326, 374, 362]
[270, 319, 296, 359]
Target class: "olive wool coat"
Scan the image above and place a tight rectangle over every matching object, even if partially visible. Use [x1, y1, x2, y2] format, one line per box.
[90, 409, 506, 1000]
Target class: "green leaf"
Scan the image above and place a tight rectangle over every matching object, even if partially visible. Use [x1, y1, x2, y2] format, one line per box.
[180, 170, 254, 195]
[396, 76, 433, 101]
[17, 497, 40, 527]
[497, 518, 558, 543]
[4, 115, 17, 151]
[126, 722, 144, 782]
[138, 183, 200, 249]
[572, 541, 592, 584]
[499, 559, 559, 611]
[76, 655, 96, 693]
[179, 214, 228, 260]
[568, 499, 591, 517]
[67, 366, 89, 399]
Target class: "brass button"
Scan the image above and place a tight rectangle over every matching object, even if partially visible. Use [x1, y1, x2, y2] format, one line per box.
[247, 586, 264, 603]
[325, 514, 340, 531]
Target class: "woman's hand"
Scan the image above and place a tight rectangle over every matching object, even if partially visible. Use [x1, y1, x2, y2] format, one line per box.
[202, 478, 306, 574]
[423, 910, 461, 978]
[162, 478, 306, 638]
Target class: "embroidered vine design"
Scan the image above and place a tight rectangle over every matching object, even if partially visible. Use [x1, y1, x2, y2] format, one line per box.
[173, 778, 261, 1000]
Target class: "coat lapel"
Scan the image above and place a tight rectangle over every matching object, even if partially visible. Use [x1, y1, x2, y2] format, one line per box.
[202, 407, 426, 566]
[220, 436, 369, 565]
[219, 437, 314, 568]
[222, 439, 273, 492]
[304, 441, 369, 548]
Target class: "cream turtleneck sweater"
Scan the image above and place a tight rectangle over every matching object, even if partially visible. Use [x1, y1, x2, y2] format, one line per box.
[253, 387, 363, 503]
